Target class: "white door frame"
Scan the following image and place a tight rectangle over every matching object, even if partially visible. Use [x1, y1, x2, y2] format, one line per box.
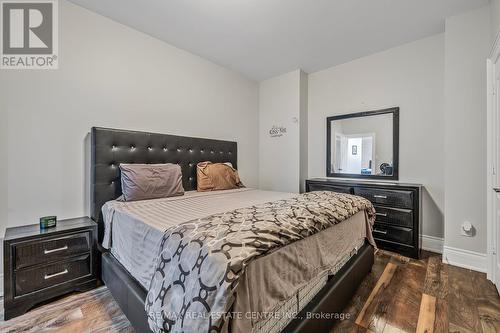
[487, 30, 500, 290]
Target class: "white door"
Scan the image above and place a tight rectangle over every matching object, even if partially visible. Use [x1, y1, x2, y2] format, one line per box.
[488, 52, 500, 292]
[495, 59, 500, 291]
[346, 137, 362, 174]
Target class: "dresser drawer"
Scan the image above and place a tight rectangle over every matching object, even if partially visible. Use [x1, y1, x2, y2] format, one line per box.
[308, 183, 353, 194]
[353, 187, 413, 209]
[373, 205, 413, 228]
[373, 223, 413, 245]
[15, 254, 91, 297]
[14, 232, 91, 269]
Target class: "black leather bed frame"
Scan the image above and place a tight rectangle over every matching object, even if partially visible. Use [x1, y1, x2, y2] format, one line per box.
[91, 127, 374, 333]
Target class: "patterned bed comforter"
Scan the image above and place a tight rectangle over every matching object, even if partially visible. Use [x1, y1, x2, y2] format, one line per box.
[145, 191, 375, 333]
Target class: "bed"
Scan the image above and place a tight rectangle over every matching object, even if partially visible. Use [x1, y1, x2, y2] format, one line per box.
[91, 127, 375, 333]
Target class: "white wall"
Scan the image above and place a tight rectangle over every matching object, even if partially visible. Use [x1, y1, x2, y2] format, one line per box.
[259, 70, 303, 193]
[308, 34, 445, 238]
[0, 0, 259, 237]
[444, 7, 491, 253]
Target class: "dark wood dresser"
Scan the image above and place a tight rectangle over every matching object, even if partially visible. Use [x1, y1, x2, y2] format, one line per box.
[306, 178, 422, 259]
[3, 217, 98, 320]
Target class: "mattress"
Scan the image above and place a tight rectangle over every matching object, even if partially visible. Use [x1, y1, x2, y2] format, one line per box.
[102, 188, 297, 287]
[102, 188, 372, 332]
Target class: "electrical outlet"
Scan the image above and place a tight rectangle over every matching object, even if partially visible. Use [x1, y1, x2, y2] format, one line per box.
[461, 221, 473, 237]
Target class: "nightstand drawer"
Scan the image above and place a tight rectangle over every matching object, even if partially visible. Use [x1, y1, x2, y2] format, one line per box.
[15, 254, 91, 296]
[353, 187, 414, 209]
[14, 232, 91, 269]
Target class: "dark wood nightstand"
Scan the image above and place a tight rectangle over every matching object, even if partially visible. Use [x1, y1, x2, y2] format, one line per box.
[3, 217, 98, 320]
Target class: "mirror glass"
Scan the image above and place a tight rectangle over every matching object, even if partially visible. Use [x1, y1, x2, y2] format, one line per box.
[327, 109, 398, 179]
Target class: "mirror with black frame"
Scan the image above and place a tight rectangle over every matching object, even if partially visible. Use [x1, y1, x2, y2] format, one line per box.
[327, 107, 399, 180]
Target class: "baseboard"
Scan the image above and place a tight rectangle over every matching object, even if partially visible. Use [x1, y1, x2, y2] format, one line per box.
[442, 246, 487, 273]
[421, 235, 443, 254]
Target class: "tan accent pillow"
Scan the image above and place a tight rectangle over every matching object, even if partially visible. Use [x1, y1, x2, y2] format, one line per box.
[197, 162, 244, 192]
[120, 163, 184, 201]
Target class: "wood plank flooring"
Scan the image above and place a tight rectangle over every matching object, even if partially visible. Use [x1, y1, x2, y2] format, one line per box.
[334, 250, 500, 333]
[0, 250, 498, 333]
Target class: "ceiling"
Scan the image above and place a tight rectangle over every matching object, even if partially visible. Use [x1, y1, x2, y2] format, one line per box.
[68, 0, 488, 81]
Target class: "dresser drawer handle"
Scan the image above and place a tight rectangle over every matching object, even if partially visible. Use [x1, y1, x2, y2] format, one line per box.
[44, 269, 68, 280]
[376, 212, 388, 217]
[373, 229, 388, 235]
[44, 245, 68, 254]
[373, 195, 388, 199]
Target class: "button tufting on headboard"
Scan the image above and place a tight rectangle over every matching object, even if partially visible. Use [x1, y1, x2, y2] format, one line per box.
[90, 127, 237, 241]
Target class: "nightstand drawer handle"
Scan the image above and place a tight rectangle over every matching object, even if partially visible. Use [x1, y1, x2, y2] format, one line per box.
[44, 245, 68, 254]
[373, 195, 388, 199]
[373, 229, 388, 235]
[44, 269, 68, 280]
[376, 212, 388, 217]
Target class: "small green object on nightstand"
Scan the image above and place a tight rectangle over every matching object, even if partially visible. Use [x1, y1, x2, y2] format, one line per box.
[39, 216, 57, 229]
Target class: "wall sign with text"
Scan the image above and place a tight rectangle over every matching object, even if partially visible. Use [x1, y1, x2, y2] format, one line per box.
[269, 125, 287, 138]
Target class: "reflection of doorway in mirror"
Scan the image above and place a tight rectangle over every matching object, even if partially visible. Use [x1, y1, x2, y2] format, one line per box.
[339, 133, 376, 174]
[346, 137, 362, 173]
[332, 123, 377, 175]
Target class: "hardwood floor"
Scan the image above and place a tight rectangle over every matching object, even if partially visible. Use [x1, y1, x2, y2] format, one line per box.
[334, 250, 500, 333]
[0, 286, 132, 333]
[0, 250, 498, 333]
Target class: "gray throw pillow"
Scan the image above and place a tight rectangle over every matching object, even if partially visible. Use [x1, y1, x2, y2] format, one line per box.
[119, 163, 184, 201]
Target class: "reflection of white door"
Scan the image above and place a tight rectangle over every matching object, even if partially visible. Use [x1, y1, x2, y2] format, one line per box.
[487, 41, 500, 292]
[346, 137, 362, 173]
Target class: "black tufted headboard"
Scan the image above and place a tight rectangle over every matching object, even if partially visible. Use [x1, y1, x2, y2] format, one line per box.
[91, 127, 237, 240]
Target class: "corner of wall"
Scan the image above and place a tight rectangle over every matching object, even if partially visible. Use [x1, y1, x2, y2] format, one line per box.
[443, 5, 490, 259]
[299, 71, 309, 193]
[258, 69, 309, 193]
